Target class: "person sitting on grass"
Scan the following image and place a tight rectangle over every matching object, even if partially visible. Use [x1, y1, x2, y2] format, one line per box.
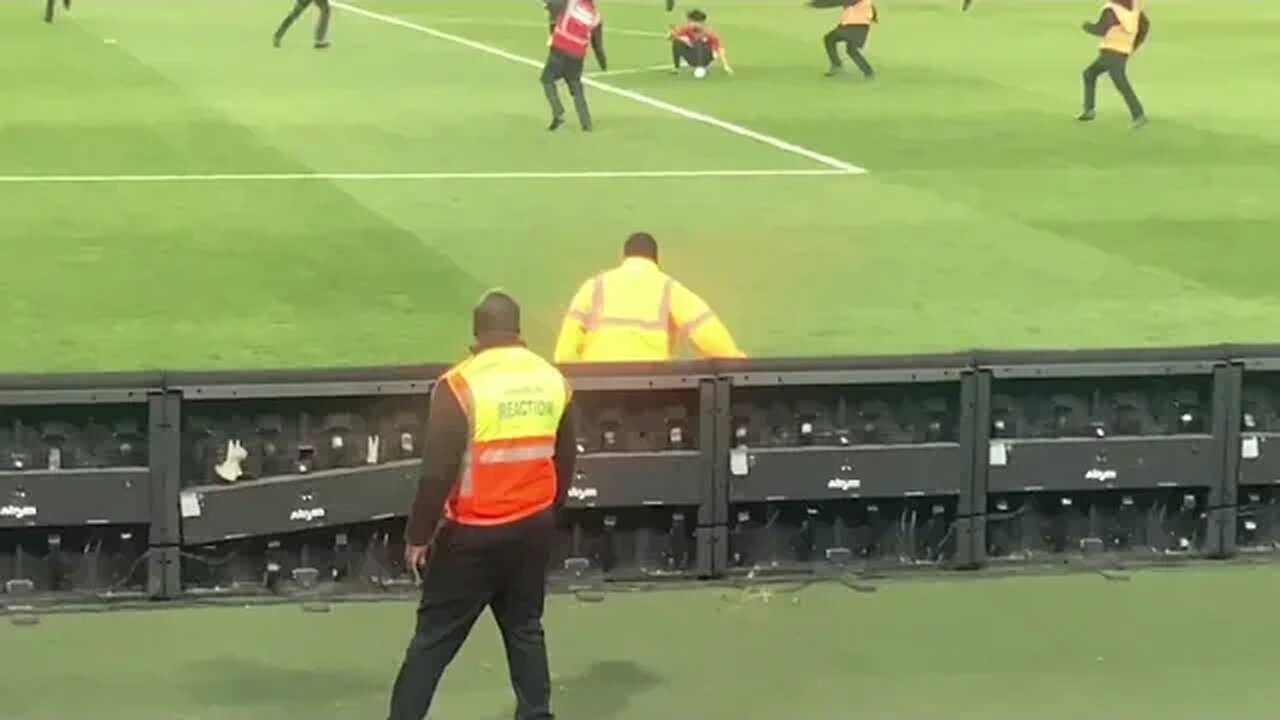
[669, 9, 733, 77]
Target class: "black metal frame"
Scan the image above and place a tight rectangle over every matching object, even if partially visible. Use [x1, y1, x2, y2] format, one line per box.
[3, 345, 1279, 601]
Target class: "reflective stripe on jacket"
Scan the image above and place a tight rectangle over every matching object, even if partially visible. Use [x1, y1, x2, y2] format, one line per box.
[441, 346, 571, 526]
[554, 257, 745, 363]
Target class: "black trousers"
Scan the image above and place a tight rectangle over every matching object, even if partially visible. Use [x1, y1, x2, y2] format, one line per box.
[387, 511, 557, 720]
[1082, 49, 1145, 120]
[44, 0, 70, 23]
[541, 49, 592, 129]
[275, 0, 331, 43]
[824, 25, 874, 77]
[673, 39, 712, 69]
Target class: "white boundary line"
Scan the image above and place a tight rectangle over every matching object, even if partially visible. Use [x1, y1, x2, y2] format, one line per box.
[429, 17, 669, 39]
[587, 64, 671, 78]
[0, 169, 855, 185]
[331, 2, 868, 175]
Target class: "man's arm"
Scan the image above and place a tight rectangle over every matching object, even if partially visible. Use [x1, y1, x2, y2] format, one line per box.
[404, 380, 469, 546]
[1082, 7, 1117, 36]
[554, 281, 595, 364]
[1135, 13, 1150, 49]
[670, 283, 746, 360]
[590, 23, 608, 70]
[552, 399, 578, 510]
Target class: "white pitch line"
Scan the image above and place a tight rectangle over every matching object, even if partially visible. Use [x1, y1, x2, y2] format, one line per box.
[587, 64, 672, 78]
[430, 17, 668, 39]
[332, 2, 867, 175]
[0, 169, 856, 185]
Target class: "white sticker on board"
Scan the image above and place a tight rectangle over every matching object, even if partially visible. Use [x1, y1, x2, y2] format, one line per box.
[1242, 436, 1261, 460]
[179, 491, 202, 519]
[989, 442, 1009, 467]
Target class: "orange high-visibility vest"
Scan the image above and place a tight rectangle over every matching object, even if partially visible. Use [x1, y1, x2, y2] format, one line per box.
[842, 0, 875, 26]
[441, 346, 571, 526]
[554, 257, 745, 363]
[1101, 1, 1142, 55]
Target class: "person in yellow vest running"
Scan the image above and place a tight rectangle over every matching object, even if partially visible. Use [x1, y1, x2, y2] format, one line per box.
[1079, 0, 1149, 128]
[810, 0, 877, 80]
[554, 233, 745, 363]
[387, 291, 577, 720]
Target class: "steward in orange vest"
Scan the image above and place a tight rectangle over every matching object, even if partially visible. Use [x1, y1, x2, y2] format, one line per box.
[810, 0, 877, 80]
[555, 233, 745, 363]
[388, 291, 577, 720]
[1079, 0, 1150, 128]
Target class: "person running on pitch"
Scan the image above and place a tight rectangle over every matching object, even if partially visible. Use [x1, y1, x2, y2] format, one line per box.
[1078, 0, 1150, 128]
[273, 0, 331, 50]
[542, 0, 607, 132]
[811, 0, 878, 80]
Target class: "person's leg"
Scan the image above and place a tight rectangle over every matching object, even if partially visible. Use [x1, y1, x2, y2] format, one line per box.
[491, 515, 557, 720]
[1079, 54, 1107, 120]
[564, 58, 591, 130]
[690, 39, 713, 68]
[274, 0, 312, 45]
[823, 27, 843, 71]
[313, 0, 331, 47]
[1103, 52, 1146, 123]
[843, 27, 874, 78]
[386, 539, 493, 720]
[541, 54, 568, 130]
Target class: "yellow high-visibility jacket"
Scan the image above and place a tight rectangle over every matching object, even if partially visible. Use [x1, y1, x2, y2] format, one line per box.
[554, 258, 745, 363]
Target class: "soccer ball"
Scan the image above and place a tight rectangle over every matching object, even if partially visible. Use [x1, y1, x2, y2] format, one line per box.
[694, 66, 707, 80]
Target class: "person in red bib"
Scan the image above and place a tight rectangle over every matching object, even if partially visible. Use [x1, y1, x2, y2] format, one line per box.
[386, 291, 577, 720]
[669, 9, 733, 76]
[1078, 0, 1150, 128]
[542, 0, 608, 132]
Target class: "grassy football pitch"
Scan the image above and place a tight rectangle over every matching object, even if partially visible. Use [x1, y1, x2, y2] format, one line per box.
[1, 0, 1278, 373]
[3, 566, 1280, 720]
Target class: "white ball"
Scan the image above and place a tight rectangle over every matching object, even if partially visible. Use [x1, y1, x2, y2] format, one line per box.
[694, 67, 707, 79]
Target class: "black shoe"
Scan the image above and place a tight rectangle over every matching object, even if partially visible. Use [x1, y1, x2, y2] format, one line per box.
[581, 122, 593, 132]
[824, 65, 844, 77]
[863, 71, 877, 81]
[1077, 110, 1096, 122]
[314, 40, 330, 50]
[549, 116, 565, 132]
[273, 34, 283, 48]
[1131, 115, 1148, 129]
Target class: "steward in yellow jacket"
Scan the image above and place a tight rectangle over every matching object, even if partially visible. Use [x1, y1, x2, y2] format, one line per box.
[554, 233, 745, 363]
[1079, 0, 1149, 128]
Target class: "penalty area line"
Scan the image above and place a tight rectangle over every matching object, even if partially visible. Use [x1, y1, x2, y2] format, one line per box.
[331, 2, 868, 175]
[0, 169, 861, 185]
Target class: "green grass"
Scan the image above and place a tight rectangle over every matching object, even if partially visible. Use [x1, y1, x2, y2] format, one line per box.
[1, 0, 1278, 373]
[3, 566, 1280, 719]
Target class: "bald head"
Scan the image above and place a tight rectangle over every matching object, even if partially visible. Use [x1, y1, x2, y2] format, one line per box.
[473, 290, 521, 340]
[624, 232, 659, 262]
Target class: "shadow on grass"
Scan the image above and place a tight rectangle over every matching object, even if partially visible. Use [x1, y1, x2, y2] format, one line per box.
[180, 657, 386, 708]
[485, 659, 665, 720]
